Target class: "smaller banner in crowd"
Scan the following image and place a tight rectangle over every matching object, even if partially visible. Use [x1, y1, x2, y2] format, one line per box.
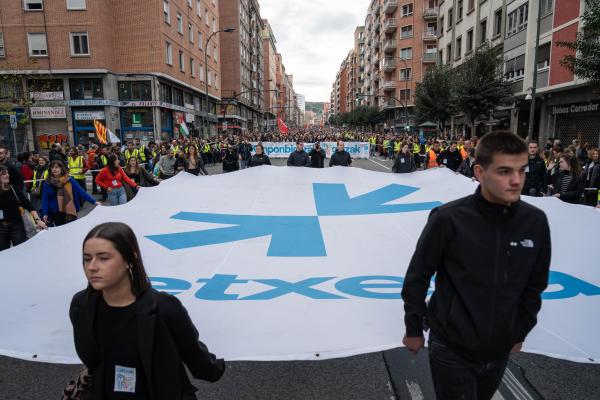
[251, 142, 371, 159]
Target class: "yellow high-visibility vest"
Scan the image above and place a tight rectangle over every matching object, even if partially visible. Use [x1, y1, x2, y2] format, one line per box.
[124, 149, 139, 162]
[68, 156, 86, 180]
[32, 169, 49, 191]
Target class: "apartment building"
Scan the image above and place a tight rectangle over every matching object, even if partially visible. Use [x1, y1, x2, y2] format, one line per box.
[261, 19, 278, 131]
[219, 0, 264, 132]
[0, 0, 223, 153]
[355, 0, 439, 131]
[438, 0, 598, 144]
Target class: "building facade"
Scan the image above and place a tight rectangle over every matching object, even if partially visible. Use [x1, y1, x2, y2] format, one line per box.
[0, 0, 224, 154]
[261, 19, 278, 131]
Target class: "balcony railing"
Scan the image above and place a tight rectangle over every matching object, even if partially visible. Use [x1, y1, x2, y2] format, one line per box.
[384, 0, 398, 14]
[423, 52, 437, 63]
[423, 7, 439, 19]
[423, 30, 437, 40]
[401, 30, 413, 39]
[383, 58, 396, 71]
[384, 18, 397, 33]
[383, 81, 396, 90]
[383, 39, 397, 52]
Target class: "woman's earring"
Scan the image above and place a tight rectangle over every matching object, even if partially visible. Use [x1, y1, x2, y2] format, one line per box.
[128, 265, 134, 280]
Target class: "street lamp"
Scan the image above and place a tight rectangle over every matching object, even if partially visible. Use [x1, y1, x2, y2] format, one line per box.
[204, 28, 235, 139]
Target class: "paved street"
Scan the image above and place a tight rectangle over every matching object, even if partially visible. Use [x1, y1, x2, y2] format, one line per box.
[1, 159, 599, 400]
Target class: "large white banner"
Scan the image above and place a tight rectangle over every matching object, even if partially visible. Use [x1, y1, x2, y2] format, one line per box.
[0, 167, 599, 364]
[251, 142, 371, 159]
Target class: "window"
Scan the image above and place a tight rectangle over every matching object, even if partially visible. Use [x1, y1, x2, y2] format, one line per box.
[400, 47, 412, 59]
[179, 51, 185, 71]
[208, 70, 213, 86]
[494, 8, 502, 37]
[177, 13, 183, 34]
[506, 4, 528, 37]
[0, 33, 4, 57]
[70, 32, 89, 56]
[188, 23, 193, 43]
[205, 9, 209, 25]
[536, 43, 551, 70]
[439, 17, 444, 36]
[166, 41, 172, 65]
[455, 36, 462, 59]
[212, 17, 216, 33]
[70, 78, 103, 99]
[466, 29, 473, 52]
[504, 55, 525, 81]
[187, 0, 192, 8]
[27, 33, 47, 56]
[198, 31, 203, 50]
[448, 8, 453, 29]
[163, 0, 170, 24]
[118, 81, 152, 101]
[24, 0, 43, 10]
[446, 43, 452, 63]
[457, 0, 463, 20]
[213, 45, 218, 62]
[480, 19, 487, 44]
[399, 68, 411, 80]
[401, 25, 413, 39]
[200, 64, 205, 81]
[190, 58, 196, 77]
[540, 0, 553, 15]
[468, 0, 475, 12]
[173, 88, 183, 106]
[399, 89, 410, 101]
[197, 0, 201, 17]
[401, 4, 413, 17]
[67, 0, 86, 9]
[160, 83, 172, 103]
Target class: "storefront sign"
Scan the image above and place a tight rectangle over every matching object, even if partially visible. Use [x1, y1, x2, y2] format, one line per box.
[74, 111, 106, 121]
[185, 103, 195, 110]
[30, 92, 64, 101]
[185, 113, 195, 123]
[120, 101, 161, 107]
[66, 99, 117, 107]
[552, 101, 600, 115]
[30, 106, 67, 119]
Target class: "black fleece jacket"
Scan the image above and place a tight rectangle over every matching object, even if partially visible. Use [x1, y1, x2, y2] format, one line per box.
[401, 186, 551, 362]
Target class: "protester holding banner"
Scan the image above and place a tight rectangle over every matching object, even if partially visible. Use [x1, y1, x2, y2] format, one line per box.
[0, 145, 25, 193]
[41, 160, 100, 226]
[392, 142, 416, 173]
[222, 144, 240, 173]
[70, 222, 225, 399]
[329, 141, 353, 167]
[95, 155, 139, 206]
[124, 157, 160, 200]
[552, 153, 585, 204]
[157, 150, 176, 180]
[287, 141, 311, 167]
[249, 144, 271, 167]
[0, 165, 47, 251]
[185, 145, 209, 176]
[402, 131, 551, 400]
[308, 142, 326, 168]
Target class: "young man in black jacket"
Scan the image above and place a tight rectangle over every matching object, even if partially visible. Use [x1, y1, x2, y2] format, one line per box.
[522, 141, 547, 196]
[401, 131, 551, 400]
[287, 141, 311, 167]
[309, 142, 326, 168]
[329, 140, 352, 167]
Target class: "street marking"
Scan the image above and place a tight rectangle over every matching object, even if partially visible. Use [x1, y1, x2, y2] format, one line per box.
[405, 380, 424, 400]
[502, 368, 535, 400]
[368, 157, 392, 171]
[492, 392, 506, 400]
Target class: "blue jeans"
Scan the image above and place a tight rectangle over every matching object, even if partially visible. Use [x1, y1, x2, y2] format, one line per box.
[428, 333, 508, 400]
[107, 186, 127, 206]
[239, 160, 248, 169]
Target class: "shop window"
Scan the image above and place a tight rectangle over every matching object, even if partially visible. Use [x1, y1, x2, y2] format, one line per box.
[0, 81, 24, 101]
[173, 88, 183, 106]
[118, 81, 152, 101]
[69, 78, 103, 99]
[160, 83, 172, 103]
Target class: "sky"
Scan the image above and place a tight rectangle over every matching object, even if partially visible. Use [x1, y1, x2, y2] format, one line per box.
[259, 0, 367, 103]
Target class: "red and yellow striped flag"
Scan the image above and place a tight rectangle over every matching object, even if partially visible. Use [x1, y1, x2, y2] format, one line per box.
[93, 120, 107, 144]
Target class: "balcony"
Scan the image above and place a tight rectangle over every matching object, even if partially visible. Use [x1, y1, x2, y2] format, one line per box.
[383, 39, 397, 52]
[373, 2, 381, 14]
[384, 0, 398, 14]
[423, 30, 437, 40]
[383, 100, 397, 109]
[374, 19, 381, 33]
[383, 58, 396, 71]
[423, 7, 439, 19]
[422, 52, 437, 63]
[384, 18, 397, 33]
[383, 81, 396, 91]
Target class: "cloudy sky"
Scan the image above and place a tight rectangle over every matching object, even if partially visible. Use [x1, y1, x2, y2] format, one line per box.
[259, 0, 367, 103]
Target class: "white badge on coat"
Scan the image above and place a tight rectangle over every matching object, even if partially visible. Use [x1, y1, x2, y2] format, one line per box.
[0, 210, 4, 220]
[443, 159, 448, 164]
[400, 158, 405, 164]
[111, 180, 119, 187]
[114, 365, 136, 393]
[524, 166, 530, 173]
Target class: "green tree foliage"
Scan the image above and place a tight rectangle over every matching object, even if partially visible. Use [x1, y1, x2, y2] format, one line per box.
[329, 106, 384, 129]
[453, 44, 512, 130]
[414, 65, 456, 127]
[557, 0, 600, 89]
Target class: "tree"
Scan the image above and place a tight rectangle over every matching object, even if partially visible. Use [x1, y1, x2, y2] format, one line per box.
[557, 0, 600, 90]
[453, 44, 512, 134]
[328, 106, 383, 129]
[414, 65, 456, 129]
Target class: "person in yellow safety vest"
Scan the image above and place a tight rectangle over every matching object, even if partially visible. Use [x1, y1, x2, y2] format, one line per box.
[425, 142, 442, 169]
[383, 139, 390, 159]
[124, 142, 139, 163]
[134, 138, 147, 163]
[394, 140, 401, 155]
[369, 136, 376, 156]
[68, 148, 88, 194]
[170, 139, 180, 156]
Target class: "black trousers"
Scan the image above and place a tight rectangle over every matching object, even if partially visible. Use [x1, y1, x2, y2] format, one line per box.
[428, 333, 508, 400]
[0, 221, 27, 251]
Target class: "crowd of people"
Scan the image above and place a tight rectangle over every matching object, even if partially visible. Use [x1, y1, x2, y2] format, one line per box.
[0, 128, 598, 251]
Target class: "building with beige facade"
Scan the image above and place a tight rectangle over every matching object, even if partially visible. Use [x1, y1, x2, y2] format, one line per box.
[0, 0, 224, 153]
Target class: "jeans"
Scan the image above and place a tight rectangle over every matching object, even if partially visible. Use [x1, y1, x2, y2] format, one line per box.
[0, 221, 27, 251]
[239, 160, 248, 169]
[428, 333, 508, 400]
[107, 186, 127, 206]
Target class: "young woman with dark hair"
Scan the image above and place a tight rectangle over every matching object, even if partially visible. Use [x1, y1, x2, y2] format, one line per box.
[123, 157, 160, 201]
[69, 222, 225, 399]
[184, 145, 209, 176]
[95, 155, 139, 206]
[41, 160, 100, 226]
[552, 153, 585, 204]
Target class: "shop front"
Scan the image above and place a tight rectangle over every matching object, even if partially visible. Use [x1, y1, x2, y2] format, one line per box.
[72, 108, 106, 146]
[30, 106, 69, 151]
[0, 108, 27, 155]
[120, 107, 155, 144]
[160, 108, 173, 141]
[550, 100, 600, 147]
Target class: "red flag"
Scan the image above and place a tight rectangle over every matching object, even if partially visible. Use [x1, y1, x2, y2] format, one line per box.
[278, 117, 289, 135]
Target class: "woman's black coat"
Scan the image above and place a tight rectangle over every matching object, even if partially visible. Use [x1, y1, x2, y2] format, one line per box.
[70, 288, 225, 400]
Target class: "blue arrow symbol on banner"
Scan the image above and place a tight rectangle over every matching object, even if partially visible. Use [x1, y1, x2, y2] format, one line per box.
[313, 183, 443, 216]
[146, 212, 327, 257]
